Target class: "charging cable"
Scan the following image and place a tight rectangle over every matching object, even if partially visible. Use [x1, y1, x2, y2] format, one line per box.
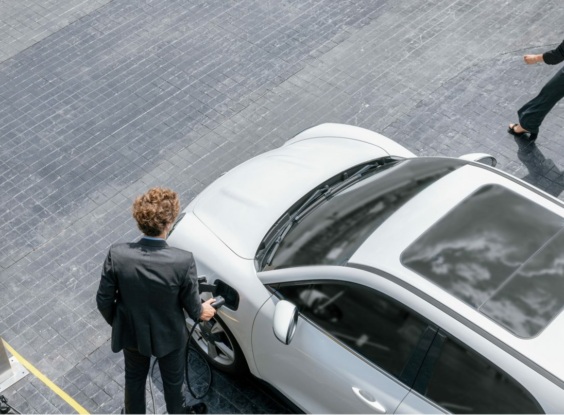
[148, 296, 225, 412]
[0, 395, 21, 414]
[148, 323, 209, 414]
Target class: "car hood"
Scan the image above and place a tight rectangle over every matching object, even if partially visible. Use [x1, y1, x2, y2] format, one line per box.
[192, 137, 389, 259]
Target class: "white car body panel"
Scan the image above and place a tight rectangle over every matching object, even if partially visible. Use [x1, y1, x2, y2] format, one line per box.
[193, 136, 390, 259]
[253, 296, 412, 414]
[258, 265, 564, 413]
[286, 123, 416, 159]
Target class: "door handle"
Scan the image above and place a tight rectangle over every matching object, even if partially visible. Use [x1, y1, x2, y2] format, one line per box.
[352, 387, 386, 413]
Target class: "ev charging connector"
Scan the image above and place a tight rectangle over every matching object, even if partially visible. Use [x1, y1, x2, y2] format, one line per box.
[197, 276, 225, 309]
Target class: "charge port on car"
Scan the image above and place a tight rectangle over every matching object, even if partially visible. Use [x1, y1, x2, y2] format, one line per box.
[214, 280, 240, 310]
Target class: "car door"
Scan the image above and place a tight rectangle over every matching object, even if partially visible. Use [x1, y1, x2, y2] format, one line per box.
[396, 330, 545, 414]
[252, 278, 436, 413]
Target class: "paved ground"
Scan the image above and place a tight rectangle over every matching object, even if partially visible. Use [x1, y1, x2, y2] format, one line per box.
[1, 0, 563, 413]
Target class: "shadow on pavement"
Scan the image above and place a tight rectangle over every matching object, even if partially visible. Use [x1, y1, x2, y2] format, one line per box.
[515, 137, 564, 198]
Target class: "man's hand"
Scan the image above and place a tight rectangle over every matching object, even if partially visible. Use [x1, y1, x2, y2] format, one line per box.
[200, 298, 217, 321]
[524, 54, 544, 64]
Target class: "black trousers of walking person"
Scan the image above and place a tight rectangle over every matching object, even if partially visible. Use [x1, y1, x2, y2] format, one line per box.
[518, 66, 564, 134]
[124, 346, 186, 414]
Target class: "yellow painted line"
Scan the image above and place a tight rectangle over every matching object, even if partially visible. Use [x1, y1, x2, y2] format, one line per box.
[2, 339, 89, 414]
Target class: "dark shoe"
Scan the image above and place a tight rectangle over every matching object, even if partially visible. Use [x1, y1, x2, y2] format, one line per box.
[508, 123, 527, 137]
[186, 402, 207, 414]
[508, 124, 538, 141]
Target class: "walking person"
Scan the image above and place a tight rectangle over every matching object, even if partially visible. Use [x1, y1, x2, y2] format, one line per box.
[508, 39, 564, 141]
[96, 187, 216, 414]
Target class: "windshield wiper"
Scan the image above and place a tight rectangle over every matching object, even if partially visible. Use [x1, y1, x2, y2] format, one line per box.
[264, 220, 293, 266]
[265, 185, 330, 265]
[327, 158, 400, 197]
[326, 163, 377, 196]
[293, 185, 330, 221]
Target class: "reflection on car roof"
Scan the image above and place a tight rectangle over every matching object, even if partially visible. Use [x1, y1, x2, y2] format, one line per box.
[402, 184, 564, 337]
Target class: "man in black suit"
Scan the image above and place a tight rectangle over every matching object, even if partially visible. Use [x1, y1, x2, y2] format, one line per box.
[96, 187, 216, 414]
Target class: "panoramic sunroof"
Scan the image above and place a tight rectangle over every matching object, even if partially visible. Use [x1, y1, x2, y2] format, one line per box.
[401, 184, 564, 337]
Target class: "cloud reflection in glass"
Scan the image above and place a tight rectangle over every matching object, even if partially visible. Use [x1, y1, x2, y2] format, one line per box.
[402, 184, 564, 337]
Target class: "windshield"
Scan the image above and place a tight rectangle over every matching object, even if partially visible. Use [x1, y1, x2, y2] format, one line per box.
[258, 157, 466, 271]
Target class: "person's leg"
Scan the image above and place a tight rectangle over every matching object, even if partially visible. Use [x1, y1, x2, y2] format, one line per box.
[518, 66, 564, 134]
[158, 347, 186, 414]
[123, 348, 151, 414]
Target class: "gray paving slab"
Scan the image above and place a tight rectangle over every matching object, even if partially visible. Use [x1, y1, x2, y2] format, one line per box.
[0, 0, 112, 64]
[1, 0, 564, 413]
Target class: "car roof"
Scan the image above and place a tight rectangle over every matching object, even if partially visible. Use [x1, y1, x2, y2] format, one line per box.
[350, 163, 564, 382]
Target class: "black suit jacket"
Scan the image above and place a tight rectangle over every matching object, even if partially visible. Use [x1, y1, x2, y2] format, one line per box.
[544, 39, 564, 65]
[96, 238, 202, 358]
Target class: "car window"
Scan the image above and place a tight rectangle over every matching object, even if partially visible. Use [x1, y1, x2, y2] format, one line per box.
[419, 333, 542, 414]
[275, 281, 430, 382]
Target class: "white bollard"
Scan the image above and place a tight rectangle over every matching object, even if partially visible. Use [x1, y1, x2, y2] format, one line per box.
[0, 339, 11, 384]
[0, 339, 29, 393]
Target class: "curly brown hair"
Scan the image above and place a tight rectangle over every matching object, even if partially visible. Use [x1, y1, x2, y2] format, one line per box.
[132, 187, 180, 237]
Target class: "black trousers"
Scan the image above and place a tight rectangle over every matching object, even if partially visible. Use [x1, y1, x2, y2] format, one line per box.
[518, 66, 564, 134]
[124, 346, 185, 414]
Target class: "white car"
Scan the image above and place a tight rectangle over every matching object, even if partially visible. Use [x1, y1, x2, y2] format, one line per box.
[167, 123, 564, 414]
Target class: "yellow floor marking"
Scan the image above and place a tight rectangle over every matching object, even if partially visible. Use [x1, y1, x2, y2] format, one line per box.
[2, 339, 90, 414]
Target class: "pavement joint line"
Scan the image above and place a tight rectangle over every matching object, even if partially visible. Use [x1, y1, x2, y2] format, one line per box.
[2, 339, 89, 415]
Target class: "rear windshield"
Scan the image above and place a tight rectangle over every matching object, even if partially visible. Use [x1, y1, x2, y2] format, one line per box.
[402, 184, 564, 337]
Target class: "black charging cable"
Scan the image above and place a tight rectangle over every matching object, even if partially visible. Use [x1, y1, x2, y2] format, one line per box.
[149, 296, 225, 411]
[185, 295, 225, 399]
[148, 322, 210, 413]
[0, 395, 21, 414]
[183, 321, 212, 400]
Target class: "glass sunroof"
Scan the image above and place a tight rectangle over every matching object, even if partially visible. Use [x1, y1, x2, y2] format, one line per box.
[401, 184, 564, 337]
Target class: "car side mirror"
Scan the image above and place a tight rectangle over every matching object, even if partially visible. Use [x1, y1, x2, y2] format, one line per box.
[273, 300, 298, 345]
[459, 153, 497, 167]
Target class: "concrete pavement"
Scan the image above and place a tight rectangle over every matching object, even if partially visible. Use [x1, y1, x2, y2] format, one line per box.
[1, 0, 563, 412]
